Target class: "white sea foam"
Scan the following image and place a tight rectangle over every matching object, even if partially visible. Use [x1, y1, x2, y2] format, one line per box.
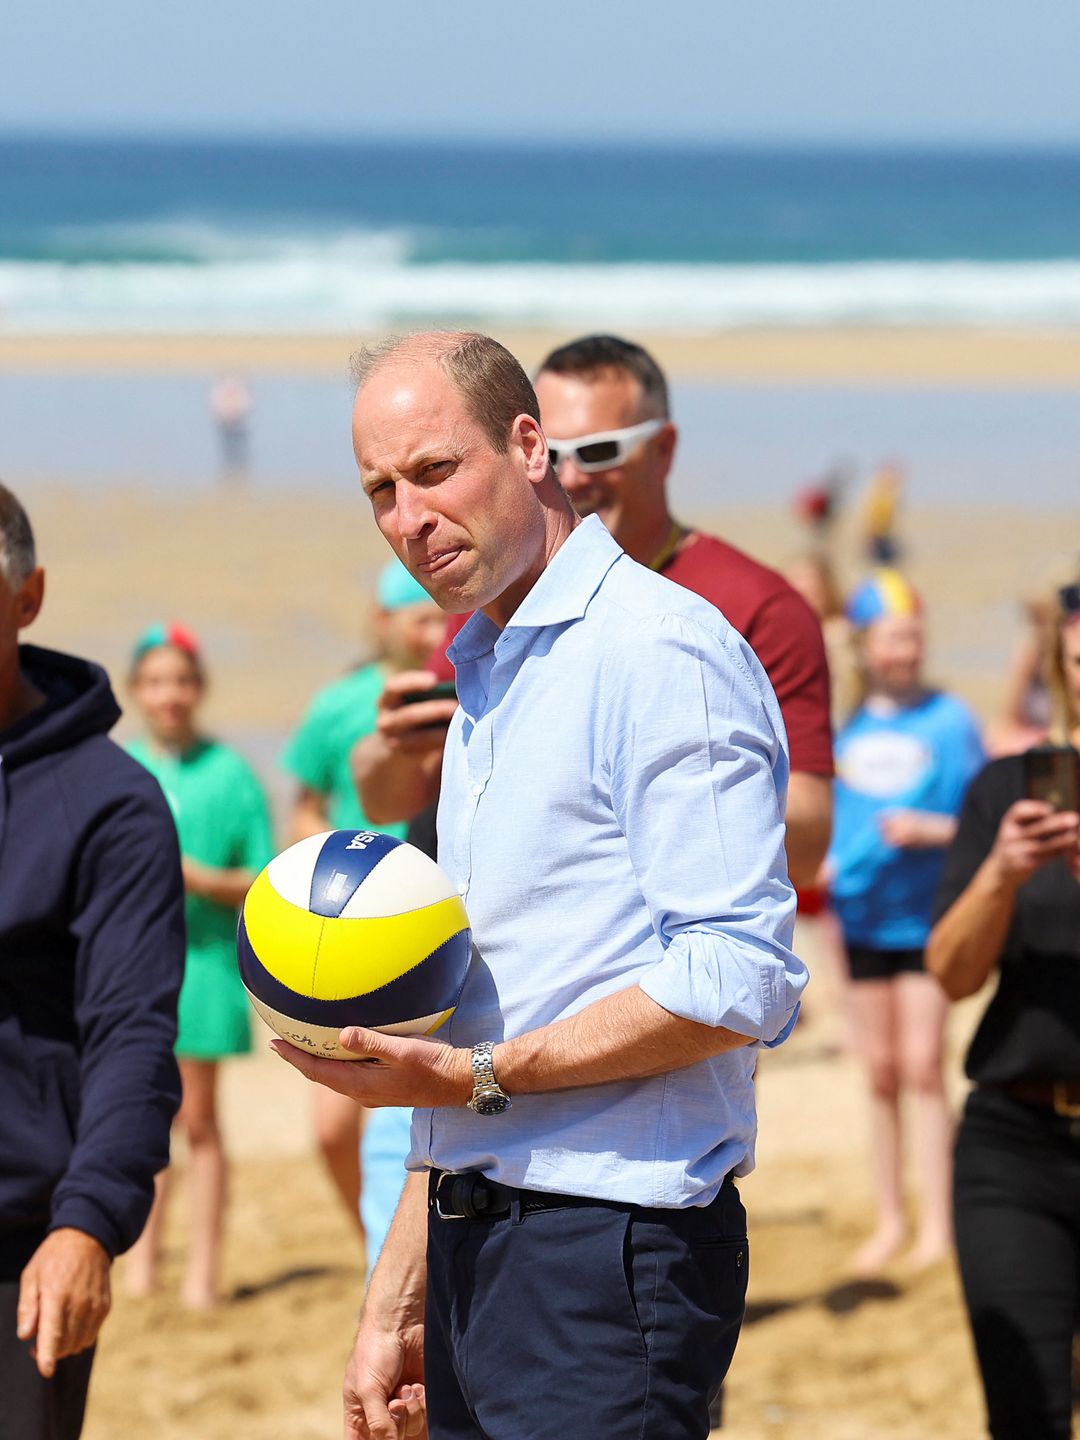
[3, 227, 1080, 333]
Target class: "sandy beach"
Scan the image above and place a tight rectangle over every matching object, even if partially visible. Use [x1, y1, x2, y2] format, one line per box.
[9, 324, 1076, 1438]
[5, 326, 1080, 385]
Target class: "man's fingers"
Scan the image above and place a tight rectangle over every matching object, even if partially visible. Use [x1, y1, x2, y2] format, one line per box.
[338, 1027, 397, 1059]
[354, 1390, 399, 1440]
[15, 1269, 39, 1342]
[269, 1040, 359, 1093]
[32, 1292, 65, 1379]
[389, 1383, 426, 1437]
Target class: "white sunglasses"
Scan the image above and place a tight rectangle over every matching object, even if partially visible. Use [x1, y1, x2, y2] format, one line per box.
[547, 417, 666, 473]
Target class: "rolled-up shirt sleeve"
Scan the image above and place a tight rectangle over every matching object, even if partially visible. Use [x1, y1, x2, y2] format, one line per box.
[600, 612, 807, 1044]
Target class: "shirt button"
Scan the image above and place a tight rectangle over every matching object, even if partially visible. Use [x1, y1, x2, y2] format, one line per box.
[457, 882, 468, 896]
[470, 783, 483, 797]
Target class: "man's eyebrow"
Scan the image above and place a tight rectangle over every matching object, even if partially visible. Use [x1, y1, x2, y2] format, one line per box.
[361, 438, 469, 492]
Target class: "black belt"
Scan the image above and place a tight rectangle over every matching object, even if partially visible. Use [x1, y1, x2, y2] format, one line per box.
[429, 1169, 605, 1221]
[428, 1168, 735, 1222]
[992, 1079, 1080, 1118]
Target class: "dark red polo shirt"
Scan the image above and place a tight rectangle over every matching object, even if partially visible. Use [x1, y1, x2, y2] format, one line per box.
[429, 528, 833, 778]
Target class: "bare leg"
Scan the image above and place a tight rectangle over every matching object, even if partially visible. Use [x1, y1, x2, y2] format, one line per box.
[847, 977, 906, 1274]
[178, 1058, 226, 1309]
[313, 1087, 365, 1240]
[896, 970, 954, 1269]
[123, 1168, 170, 1298]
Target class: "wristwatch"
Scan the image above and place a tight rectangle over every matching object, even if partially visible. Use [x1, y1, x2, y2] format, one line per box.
[466, 1041, 512, 1116]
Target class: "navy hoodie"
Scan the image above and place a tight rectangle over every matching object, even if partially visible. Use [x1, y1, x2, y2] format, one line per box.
[0, 644, 185, 1280]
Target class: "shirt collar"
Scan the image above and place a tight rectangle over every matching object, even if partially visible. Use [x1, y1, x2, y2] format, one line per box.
[448, 516, 623, 665]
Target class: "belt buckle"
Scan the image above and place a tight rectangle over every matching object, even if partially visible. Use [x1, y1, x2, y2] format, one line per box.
[433, 1172, 467, 1221]
[1053, 1083, 1080, 1118]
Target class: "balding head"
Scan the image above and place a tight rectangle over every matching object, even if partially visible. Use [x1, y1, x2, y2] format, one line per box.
[350, 331, 574, 628]
[352, 332, 541, 456]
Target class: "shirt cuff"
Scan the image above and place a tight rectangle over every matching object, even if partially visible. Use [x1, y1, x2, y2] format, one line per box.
[48, 1194, 122, 1259]
[638, 929, 806, 1045]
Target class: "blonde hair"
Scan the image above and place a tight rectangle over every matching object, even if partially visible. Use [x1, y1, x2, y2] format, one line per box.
[1047, 600, 1080, 743]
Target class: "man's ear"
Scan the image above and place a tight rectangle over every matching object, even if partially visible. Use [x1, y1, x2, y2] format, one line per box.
[653, 421, 678, 480]
[16, 568, 45, 632]
[513, 415, 549, 485]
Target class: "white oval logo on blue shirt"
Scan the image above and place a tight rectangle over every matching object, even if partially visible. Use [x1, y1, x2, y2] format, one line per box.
[838, 732, 931, 799]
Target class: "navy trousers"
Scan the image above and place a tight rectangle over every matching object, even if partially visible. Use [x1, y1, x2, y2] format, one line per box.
[424, 1177, 748, 1440]
[954, 1089, 1080, 1440]
[0, 1283, 94, 1440]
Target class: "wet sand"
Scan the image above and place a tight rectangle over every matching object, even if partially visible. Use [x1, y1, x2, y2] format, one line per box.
[5, 325, 1080, 385]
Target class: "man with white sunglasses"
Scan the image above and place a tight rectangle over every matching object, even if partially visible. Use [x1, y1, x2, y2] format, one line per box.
[537, 335, 834, 887]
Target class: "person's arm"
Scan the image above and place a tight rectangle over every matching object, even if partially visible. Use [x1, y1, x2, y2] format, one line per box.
[743, 589, 834, 886]
[183, 761, 275, 907]
[344, 1171, 428, 1440]
[351, 671, 456, 826]
[181, 858, 258, 907]
[785, 771, 833, 887]
[19, 777, 185, 1376]
[290, 785, 330, 843]
[927, 798, 1079, 1000]
[271, 981, 752, 1109]
[878, 809, 959, 850]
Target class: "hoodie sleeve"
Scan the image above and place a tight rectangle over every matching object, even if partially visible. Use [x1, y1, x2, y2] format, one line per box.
[48, 773, 185, 1258]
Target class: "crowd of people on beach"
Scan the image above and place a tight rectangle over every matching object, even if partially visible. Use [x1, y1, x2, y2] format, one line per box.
[1, 329, 1078, 1440]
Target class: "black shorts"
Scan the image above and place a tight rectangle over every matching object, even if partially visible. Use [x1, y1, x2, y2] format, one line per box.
[846, 944, 925, 982]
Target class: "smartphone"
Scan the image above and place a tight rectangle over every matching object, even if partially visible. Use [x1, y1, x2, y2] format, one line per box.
[1023, 744, 1080, 812]
[398, 680, 458, 706]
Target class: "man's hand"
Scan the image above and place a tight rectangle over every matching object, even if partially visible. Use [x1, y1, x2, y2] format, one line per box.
[879, 808, 957, 850]
[988, 799, 1080, 887]
[17, 1229, 111, 1378]
[344, 1322, 427, 1439]
[375, 672, 458, 754]
[271, 1028, 472, 1109]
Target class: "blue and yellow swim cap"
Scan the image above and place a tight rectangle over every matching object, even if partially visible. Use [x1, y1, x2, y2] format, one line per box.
[845, 569, 922, 628]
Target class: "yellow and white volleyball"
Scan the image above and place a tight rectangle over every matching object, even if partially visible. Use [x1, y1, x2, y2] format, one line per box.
[237, 830, 472, 1061]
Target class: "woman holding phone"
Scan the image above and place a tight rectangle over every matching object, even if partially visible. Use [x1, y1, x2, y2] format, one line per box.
[927, 582, 1080, 1440]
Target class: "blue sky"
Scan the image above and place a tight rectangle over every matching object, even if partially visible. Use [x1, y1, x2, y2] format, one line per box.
[5, 0, 1080, 146]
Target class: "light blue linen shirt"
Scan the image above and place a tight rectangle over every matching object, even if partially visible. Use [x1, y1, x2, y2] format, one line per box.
[409, 516, 806, 1208]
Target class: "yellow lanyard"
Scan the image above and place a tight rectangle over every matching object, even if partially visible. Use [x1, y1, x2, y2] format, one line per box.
[648, 520, 688, 573]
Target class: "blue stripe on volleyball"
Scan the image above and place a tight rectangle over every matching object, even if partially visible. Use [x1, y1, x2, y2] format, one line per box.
[308, 829, 403, 919]
[237, 914, 472, 1029]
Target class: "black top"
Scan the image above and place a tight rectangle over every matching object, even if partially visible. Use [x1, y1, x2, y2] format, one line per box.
[933, 752, 1080, 1084]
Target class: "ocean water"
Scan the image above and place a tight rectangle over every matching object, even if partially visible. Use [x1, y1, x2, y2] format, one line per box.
[2, 138, 1080, 332]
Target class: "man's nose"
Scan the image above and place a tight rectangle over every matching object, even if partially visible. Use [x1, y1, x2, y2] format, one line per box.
[396, 483, 436, 539]
[556, 456, 589, 494]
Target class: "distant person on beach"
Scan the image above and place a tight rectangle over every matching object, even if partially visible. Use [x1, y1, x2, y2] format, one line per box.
[281, 563, 445, 1251]
[209, 374, 252, 483]
[827, 570, 984, 1274]
[860, 460, 904, 565]
[0, 485, 184, 1437]
[928, 581, 1080, 1440]
[123, 623, 273, 1308]
[989, 589, 1071, 757]
[353, 333, 833, 890]
[273, 330, 805, 1440]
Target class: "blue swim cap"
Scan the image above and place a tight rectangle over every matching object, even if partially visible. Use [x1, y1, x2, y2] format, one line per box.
[376, 560, 434, 612]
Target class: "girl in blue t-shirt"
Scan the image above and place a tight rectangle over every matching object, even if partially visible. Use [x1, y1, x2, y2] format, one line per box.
[828, 570, 984, 1275]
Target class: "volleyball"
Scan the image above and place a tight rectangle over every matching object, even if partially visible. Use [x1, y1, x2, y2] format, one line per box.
[237, 829, 472, 1060]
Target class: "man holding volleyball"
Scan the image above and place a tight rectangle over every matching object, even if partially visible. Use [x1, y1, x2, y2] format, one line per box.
[273, 333, 805, 1440]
